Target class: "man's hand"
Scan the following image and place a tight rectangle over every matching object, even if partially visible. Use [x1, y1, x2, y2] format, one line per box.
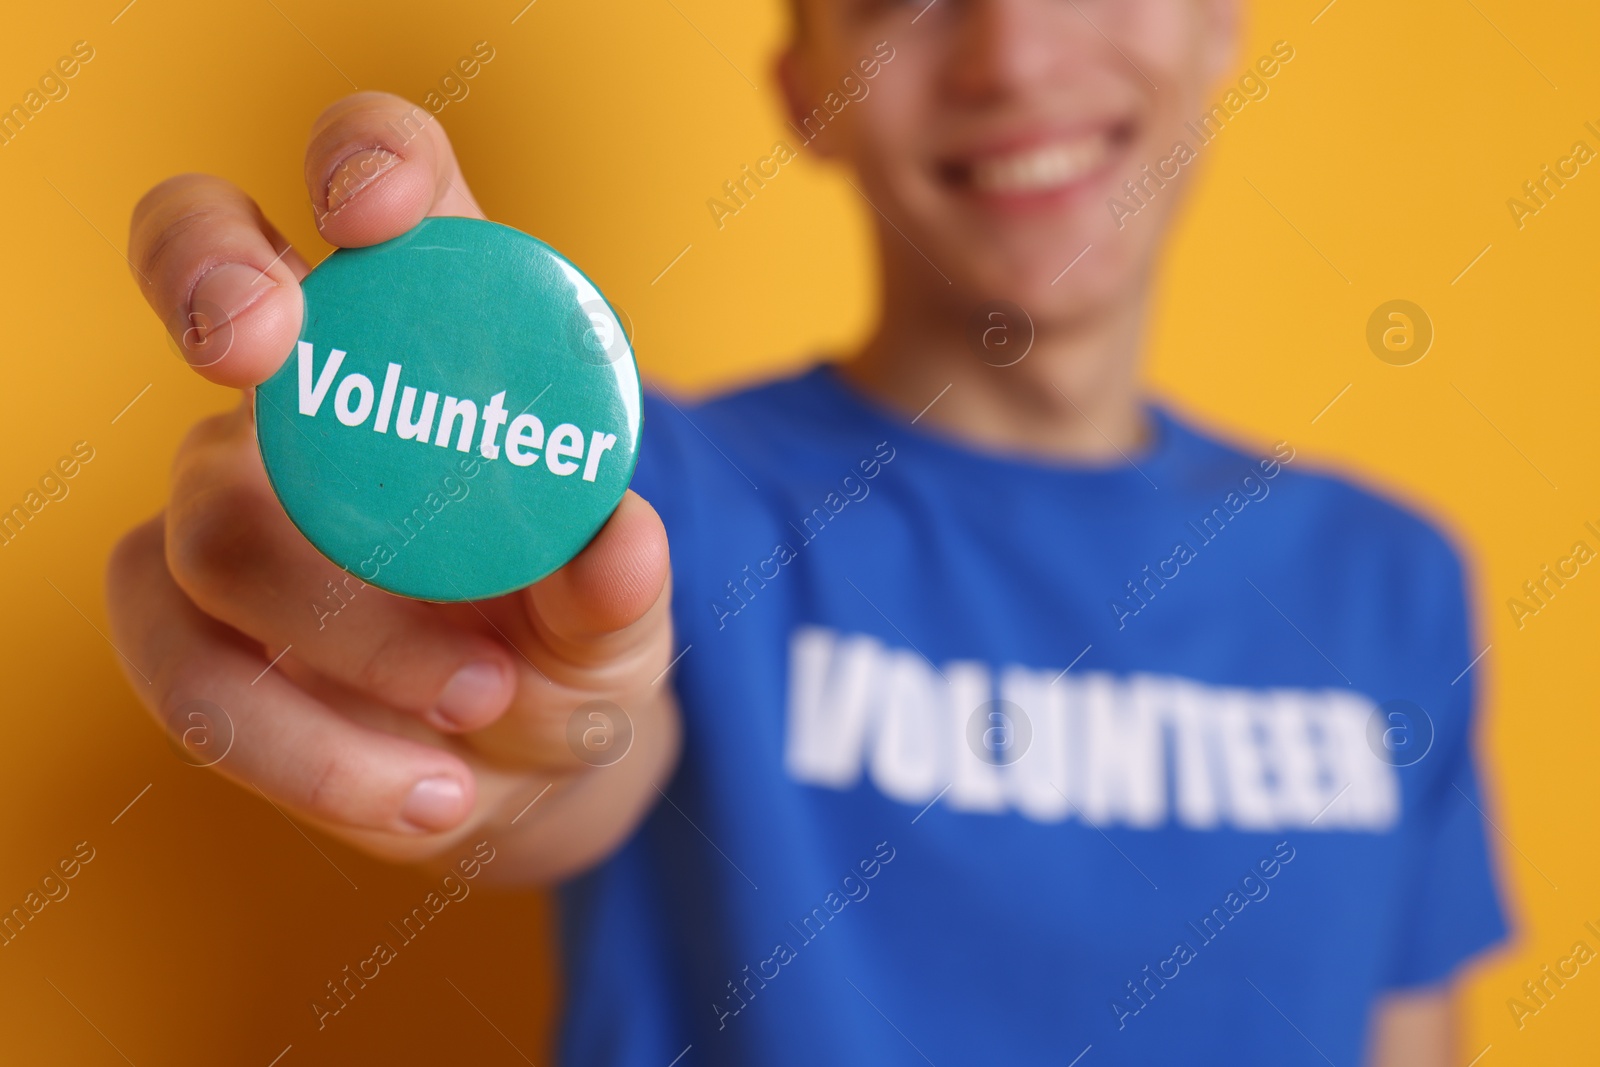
[107, 92, 679, 880]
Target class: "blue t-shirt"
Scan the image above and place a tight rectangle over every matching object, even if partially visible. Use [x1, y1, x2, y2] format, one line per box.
[558, 363, 1506, 1066]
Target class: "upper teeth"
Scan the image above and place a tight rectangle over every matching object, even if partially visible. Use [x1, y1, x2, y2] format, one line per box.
[970, 138, 1108, 193]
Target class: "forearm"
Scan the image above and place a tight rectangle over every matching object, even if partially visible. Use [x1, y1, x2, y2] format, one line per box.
[1369, 986, 1456, 1067]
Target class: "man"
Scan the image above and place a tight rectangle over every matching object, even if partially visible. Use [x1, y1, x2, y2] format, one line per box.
[108, 0, 1505, 1063]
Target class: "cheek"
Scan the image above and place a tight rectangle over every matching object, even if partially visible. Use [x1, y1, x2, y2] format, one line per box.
[838, 71, 930, 181]
[1124, 0, 1211, 65]
[1119, 1, 1215, 114]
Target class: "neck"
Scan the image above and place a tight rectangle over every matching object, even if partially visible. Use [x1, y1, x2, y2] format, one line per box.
[838, 274, 1152, 464]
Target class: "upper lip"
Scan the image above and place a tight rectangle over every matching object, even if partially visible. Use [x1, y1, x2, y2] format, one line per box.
[936, 117, 1135, 170]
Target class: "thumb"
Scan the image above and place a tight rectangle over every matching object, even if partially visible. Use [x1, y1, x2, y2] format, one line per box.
[304, 91, 486, 248]
[521, 490, 672, 667]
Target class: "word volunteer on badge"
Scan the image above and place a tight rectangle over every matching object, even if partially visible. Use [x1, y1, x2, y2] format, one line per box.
[255, 216, 642, 602]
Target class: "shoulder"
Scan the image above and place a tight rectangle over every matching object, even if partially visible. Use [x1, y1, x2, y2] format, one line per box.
[1162, 401, 1471, 610]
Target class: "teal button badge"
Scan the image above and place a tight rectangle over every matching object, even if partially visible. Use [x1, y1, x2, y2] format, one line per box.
[255, 216, 641, 602]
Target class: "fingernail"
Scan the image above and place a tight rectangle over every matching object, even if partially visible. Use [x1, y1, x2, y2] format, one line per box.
[401, 776, 467, 831]
[435, 661, 509, 727]
[187, 263, 277, 342]
[326, 147, 399, 213]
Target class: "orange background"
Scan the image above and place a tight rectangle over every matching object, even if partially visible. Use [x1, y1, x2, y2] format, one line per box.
[1, 0, 1596, 1062]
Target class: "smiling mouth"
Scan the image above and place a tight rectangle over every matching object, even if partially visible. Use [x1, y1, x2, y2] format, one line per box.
[942, 124, 1134, 199]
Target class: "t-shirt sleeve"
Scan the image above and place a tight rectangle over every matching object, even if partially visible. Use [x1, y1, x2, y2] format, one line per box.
[1378, 534, 1510, 990]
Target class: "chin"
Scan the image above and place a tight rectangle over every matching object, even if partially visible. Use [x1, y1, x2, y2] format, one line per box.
[951, 238, 1144, 324]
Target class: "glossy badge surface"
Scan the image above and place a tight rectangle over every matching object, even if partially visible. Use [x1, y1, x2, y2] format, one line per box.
[255, 216, 641, 602]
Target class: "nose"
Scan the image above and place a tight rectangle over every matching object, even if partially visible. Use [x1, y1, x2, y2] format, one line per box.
[946, 0, 1068, 102]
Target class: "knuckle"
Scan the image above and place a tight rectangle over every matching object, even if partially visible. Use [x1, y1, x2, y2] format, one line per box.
[355, 89, 420, 114]
[152, 685, 207, 743]
[515, 694, 585, 763]
[312, 91, 430, 140]
[172, 409, 246, 466]
[301, 750, 358, 821]
[166, 481, 275, 604]
[131, 174, 235, 283]
[130, 173, 216, 232]
[352, 625, 420, 705]
[106, 516, 163, 597]
[306, 95, 444, 189]
[104, 517, 170, 658]
[143, 648, 231, 757]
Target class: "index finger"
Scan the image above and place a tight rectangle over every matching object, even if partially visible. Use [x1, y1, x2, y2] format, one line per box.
[127, 93, 485, 389]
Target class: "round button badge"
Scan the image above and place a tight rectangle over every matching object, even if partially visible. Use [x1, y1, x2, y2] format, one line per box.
[255, 216, 641, 602]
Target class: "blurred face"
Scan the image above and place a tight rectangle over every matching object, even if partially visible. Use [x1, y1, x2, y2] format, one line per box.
[783, 0, 1237, 326]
